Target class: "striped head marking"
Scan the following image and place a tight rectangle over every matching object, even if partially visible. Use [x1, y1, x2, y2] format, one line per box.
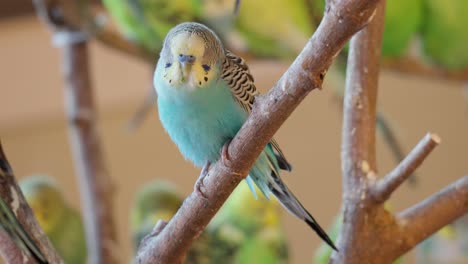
[159, 22, 225, 90]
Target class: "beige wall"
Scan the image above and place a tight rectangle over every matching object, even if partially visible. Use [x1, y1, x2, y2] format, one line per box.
[0, 16, 467, 263]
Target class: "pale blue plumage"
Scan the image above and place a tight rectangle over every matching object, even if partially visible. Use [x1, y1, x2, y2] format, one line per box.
[155, 70, 245, 167]
[154, 22, 336, 250]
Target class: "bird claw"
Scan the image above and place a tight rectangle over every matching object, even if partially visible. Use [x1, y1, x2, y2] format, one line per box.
[195, 161, 211, 199]
[221, 139, 232, 166]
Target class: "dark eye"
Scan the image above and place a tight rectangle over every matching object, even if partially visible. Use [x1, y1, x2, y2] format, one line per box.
[165, 63, 172, 68]
[202, 64, 211, 71]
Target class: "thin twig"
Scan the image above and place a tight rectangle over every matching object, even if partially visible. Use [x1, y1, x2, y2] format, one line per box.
[376, 112, 419, 185]
[135, 0, 381, 262]
[0, 141, 63, 263]
[371, 133, 440, 202]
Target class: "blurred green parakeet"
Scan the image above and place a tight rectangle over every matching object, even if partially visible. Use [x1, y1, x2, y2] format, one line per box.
[131, 180, 211, 263]
[311, 0, 422, 58]
[416, 215, 468, 264]
[235, 0, 315, 59]
[102, 0, 202, 53]
[103, 0, 316, 59]
[19, 175, 87, 264]
[382, 0, 422, 57]
[207, 181, 289, 264]
[421, 0, 468, 69]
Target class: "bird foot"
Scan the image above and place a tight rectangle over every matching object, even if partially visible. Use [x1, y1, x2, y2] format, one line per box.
[195, 161, 211, 199]
[221, 139, 233, 166]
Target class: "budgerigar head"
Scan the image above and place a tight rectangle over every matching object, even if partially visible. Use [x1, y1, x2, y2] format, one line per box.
[158, 22, 225, 90]
[19, 175, 68, 234]
[131, 180, 183, 233]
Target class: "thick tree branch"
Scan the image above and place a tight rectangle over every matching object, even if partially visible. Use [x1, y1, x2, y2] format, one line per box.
[0, 141, 63, 263]
[330, 0, 468, 262]
[33, 1, 119, 263]
[135, 0, 381, 263]
[371, 133, 440, 202]
[333, 1, 386, 262]
[0, 229, 30, 264]
[397, 175, 468, 254]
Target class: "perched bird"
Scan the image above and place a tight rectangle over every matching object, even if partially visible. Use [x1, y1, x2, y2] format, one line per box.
[153, 22, 336, 250]
[20, 175, 87, 264]
[131, 180, 211, 263]
[208, 182, 288, 263]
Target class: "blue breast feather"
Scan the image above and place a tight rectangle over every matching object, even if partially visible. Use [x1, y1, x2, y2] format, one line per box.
[155, 72, 280, 198]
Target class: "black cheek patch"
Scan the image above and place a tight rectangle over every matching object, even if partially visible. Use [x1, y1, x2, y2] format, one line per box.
[202, 64, 211, 72]
[204, 77, 208, 82]
[165, 63, 172, 68]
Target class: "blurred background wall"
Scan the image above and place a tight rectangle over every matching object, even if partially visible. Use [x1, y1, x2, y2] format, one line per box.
[0, 13, 467, 264]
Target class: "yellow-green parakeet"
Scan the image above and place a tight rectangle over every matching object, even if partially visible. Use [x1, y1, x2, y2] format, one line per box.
[382, 0, 422, 57]
[421, 0, 468, 69]
[235, 0, 315, 59]
[19, 175, 87, 264]
[102, 0, 202, 53]
[208, 182, 289, 264]
[311, 0, 423, 58]
[131, 180, 211, 263]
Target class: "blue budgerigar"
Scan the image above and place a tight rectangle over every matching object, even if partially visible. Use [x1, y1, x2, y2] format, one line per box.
[153, 22, 336, 250]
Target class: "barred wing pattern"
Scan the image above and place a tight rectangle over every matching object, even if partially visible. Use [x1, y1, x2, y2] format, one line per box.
[221, 50, 292, 171]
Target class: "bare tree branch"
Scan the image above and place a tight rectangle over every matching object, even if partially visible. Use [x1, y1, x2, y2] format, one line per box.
[62, 33, 118, 264]
[397, 176, 468, 252]
[135, 0, 381, 263]
[0, 229, 31, 264]
[33, 1, 119, 263]
[330, 0, 468, 262]
[371, 133, 440, 202]
[0, 141, 63, 263]
[332, 1, 386, 262]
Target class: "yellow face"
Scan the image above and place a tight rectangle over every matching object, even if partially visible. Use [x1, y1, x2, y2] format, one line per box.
[162, 32, 220, 90]
[26, 187, 67, 233]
